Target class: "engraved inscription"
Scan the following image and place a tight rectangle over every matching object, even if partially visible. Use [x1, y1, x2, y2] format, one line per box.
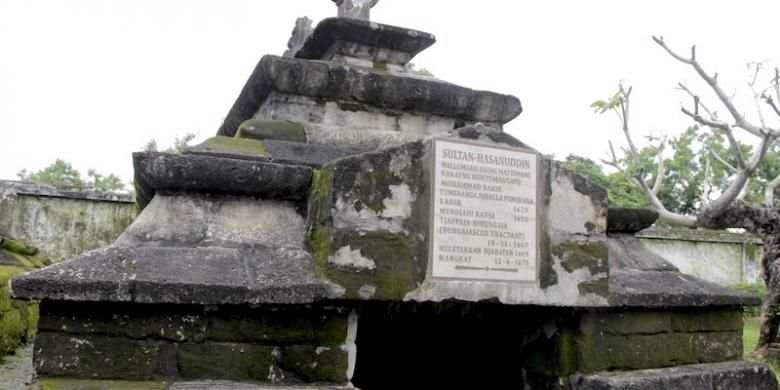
[431, 139, 538, 282]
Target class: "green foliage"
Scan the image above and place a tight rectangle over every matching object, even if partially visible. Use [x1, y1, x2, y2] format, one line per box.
[407, 63, 434, 77]
[17, 159, 125, 191]
[144, 132, 197, 154]
[731, 283, 768, 317]
[560, 154, 651, 208]
[17, 159, 83, 188]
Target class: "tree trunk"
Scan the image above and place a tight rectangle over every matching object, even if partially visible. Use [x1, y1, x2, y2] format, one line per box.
[698, 201, 780, 352]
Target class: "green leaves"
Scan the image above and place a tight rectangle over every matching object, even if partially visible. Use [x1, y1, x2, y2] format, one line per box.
[17, 159, 125, 191]
[591, 83, 631, 114]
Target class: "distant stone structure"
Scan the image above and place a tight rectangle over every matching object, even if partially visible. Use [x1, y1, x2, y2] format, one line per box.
[0, 180, 135, 264]
[639, 227, 764, 286]
[10, 10, 777, 390]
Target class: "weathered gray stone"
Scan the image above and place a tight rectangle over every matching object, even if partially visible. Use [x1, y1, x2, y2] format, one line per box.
[177, 342, 274, 381]
[307, 128, 611, 306]
[294, 17, 434, 66]
[217, 55, 522, 137]
[607, 207, 658, 233]
[168, 382, 350, 390]
[116, 194, 307, 251]
[331, 0, 378, 21]
[133, 152, 312, 210]
[573, 361, 778, 389]
[11, 246, 334, 305]
[237, 119, 307, 143]
[283, 17, 314, 58]
[34, 332, 165, 380]
[265, 140, 366, 168]
[0, 180, 135, 263]
[607, 233, 760, 307]
[255, 92, 463, 151]
[184, 145, 271, 162]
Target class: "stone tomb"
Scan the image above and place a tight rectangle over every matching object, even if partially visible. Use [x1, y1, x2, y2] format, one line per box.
[11, 16, 778, 390]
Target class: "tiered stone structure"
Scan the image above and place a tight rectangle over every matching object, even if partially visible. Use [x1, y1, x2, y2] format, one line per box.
[10, 10, 778, 390]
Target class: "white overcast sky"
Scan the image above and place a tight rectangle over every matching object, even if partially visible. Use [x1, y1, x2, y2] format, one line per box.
[2, 0, 779, 184]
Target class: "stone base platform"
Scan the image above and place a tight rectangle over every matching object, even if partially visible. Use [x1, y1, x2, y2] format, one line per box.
[31, 378, 350, 390]
[573, 361, 778, 389]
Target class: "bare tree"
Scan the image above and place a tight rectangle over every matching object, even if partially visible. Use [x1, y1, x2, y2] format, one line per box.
[595, 37, 780, 353]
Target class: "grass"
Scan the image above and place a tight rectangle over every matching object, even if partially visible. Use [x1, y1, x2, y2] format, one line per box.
[744, 316, 761, 356]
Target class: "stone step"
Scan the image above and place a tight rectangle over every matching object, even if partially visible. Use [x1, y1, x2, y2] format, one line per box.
[574, 361, 777, 389]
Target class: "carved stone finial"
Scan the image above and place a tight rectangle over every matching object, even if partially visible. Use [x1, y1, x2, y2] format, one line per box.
[332, 0, 379, 20]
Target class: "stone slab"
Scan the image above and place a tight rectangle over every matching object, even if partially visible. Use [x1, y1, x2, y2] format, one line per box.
[573, 361, 777, 389]
[0, 180, 133, 203]
[10, 246, 334, 305]
[607, 233, 759, 307]
[133, 152, 312, 210]
[265, 139, 367, 168]
[168, 382, 350, 390]
[294, 17, 435, 65]
[217, 55, 522, 137]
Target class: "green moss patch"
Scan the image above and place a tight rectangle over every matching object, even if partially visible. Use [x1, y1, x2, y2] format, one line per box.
[325, 231, 422, 300]
[237, 119, 306, 142]
[35, 377, 168, 390]
[0, 237, 37, 256]
[195, 136, 268, 157]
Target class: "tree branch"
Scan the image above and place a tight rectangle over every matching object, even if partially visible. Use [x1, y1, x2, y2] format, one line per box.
[706, 144, 737, 173]
[654, 36, 764, 137]
[651, 139, 666, 195]
[766, 173, 780, 205]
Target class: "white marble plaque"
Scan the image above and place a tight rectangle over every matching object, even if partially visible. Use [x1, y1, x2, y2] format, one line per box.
[430, 139, 538, 282]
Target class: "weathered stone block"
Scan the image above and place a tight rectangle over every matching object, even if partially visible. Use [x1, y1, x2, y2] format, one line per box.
[206, 306, 348, 346]
[671, 310, 743, 332]
[185, 136, 269, 162]
[38, 301, 207, 342]
[578, 333, 696, 372]
[34, 377, 169, 390]
[177, 342, 274, 381]
[35, 332, 165, 380]
[237, 119, 306, 143]
[580, 312, 672, 336]
[573, 361, 778, 390]
[279, 345, 349, 383]
[692, 331, 742, 363]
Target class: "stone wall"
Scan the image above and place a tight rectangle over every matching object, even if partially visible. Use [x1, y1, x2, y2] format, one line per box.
[0, 181, 135, 263]
[0, 231, 45, 358]
[638, 228, 763, 286]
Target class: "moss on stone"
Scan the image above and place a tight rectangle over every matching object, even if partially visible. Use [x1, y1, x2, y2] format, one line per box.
[280, 345, 349, 383]
[236, 119, 306, 143]
[195, 136, 268, 157]
[671, 310, 743, 332]
[35, 377, 168, 390]
[0, 264, 33, 286]
[552, 241, 608, 274]
[325, 231, 422, 300]
[309, 227, 334, 278]
[306, 167, 335, 229]
[577, 332, 697, 372]
[0, 237, 37, 256]
[177, 342, 274, 381]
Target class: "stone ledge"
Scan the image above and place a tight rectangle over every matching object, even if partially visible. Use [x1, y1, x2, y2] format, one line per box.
[294, 17, 436, 64]
[572, 361, 778, 389]
[133, 152, 312, 210]
[217, 55, 522, 137]
[0, 179, 133, 203]
[10, 246, 334, 305]
[607, 233, 760, 307]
